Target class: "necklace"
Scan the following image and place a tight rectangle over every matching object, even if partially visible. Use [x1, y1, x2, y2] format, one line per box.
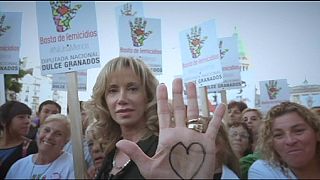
[30, 154, 53, 179]
[112, 149, 131, 170]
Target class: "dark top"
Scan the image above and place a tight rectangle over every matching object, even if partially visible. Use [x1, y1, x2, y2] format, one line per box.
[0, 139, 38, 179]
[96, 135, 158, 179]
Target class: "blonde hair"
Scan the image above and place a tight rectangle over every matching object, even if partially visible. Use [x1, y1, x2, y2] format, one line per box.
[241, 108, 263, 120]
[87, 57, 159, 154]
[257, 101, 320, 174]
[41, 114, 71, 141]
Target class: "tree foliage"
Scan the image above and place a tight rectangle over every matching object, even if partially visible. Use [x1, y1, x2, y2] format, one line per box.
[4, 60, 28, 93]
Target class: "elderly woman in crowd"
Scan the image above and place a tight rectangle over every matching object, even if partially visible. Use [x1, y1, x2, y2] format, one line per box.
[249, 102, 320, 178]
[6, 114, 74, 179]
[0, 101, 38, 179]
[228, 122, 253, 159]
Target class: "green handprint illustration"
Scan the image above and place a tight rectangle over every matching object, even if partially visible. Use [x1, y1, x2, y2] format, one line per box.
[0, 15, 11, 37]
[219, 40, 229, 59]
[129, 17, 152, 47]
[50, 1, 82, 32]
[265, 80, 282, 100]
[121, 3, 137, 16]
[186, 26, 208, 58]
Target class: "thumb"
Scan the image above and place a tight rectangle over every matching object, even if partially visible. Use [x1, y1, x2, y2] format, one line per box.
[116, 139, 151, 172]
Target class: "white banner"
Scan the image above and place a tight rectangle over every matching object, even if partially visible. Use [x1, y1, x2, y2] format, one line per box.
[118, 16, 162, 75]
[52, 70, 87, 91]
[207, 35, 242, 92]
[0, 12, 22, 74]
[36, 1, 100, 75]
[260, 79, 290, 113]
[179, 19, 223, 87]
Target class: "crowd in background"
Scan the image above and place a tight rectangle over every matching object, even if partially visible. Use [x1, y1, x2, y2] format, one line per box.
[1, 57, 320, 179]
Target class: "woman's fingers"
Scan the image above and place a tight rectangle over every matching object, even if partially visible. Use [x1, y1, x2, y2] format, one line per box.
[206, 103, 226, 139]
[172, 78, 187, 127]
[157, 83, 171, 130]
[186, 82, 199, 121]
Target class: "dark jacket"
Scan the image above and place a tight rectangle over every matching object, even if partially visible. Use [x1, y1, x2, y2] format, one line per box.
[96, 135, 158, 179]
[0, 139, 38, 179]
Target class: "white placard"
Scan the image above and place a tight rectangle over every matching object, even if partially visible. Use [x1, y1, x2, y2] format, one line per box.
[207, 35, 242, 92]
[179, 19, 223, 87]
[52, 70, 87, 91]
[0, 12, 22, 74]
[36, 2, 100, 75]
[260, 79, 290, 113]
[118, 16, 162, 75]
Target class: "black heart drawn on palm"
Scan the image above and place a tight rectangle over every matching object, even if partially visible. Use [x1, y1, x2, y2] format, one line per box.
[169, 142, 206, 179]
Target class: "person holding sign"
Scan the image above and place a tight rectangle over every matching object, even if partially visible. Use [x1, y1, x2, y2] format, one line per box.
[6, 114, 74, 179]
[89, 56, 227, 179]
[248, 102, 320, 179]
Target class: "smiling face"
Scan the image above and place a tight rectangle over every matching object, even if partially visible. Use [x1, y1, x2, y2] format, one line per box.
[272, 112, 320, 169]
[37, 120, 69, 155]
[105, 68, 148, 129]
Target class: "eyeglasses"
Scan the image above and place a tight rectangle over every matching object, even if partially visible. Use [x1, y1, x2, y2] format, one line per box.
[229, 132, 249, 139]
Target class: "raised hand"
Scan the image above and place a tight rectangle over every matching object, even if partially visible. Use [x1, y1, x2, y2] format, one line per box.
[186, 26, 208, 58]
[121, 3, 137, 16]
[49, 1, 82, 32]
[0, 15, 10, 37]
[116, 78, 226, 179]
[265, 80, 282, 99]
[129, 17, 152, 47]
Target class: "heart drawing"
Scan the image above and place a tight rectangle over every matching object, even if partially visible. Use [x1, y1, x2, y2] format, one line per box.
[169, 142, 206, 179]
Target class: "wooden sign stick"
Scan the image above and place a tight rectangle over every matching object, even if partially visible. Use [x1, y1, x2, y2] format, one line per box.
[66, 72, 86, 179]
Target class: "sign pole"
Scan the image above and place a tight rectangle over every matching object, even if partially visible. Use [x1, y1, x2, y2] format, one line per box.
[220, 90, 228, 124]
[0, 74, 6, 104]
[199, 86, 209, 117]
[66, 72, 86, 179]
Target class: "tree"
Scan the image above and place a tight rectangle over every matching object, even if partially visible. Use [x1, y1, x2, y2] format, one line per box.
[4, 59, 29, 100]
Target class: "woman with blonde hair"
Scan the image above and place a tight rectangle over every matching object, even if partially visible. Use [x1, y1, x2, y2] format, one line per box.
[241, 108, 263, 151]
[87, 57, 159, 178]
[249, 102, 320, 178]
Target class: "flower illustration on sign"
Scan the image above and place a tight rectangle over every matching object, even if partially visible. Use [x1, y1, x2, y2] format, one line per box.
[129, 17, 152, 47]
[0, 15, 10, 37]
[219, 40, 229, 59]
[186, 26, 207, 58]
[121, 3, 137, 16]
[49, 1, 82, 32]
[265, 80, 282, 100]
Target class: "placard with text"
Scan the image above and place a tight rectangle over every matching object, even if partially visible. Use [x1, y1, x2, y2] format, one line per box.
[179, 19, 223, 87]
[118, 16, 162, 75]
[36, 1, 100, 75]
[0, 12, 22, 74]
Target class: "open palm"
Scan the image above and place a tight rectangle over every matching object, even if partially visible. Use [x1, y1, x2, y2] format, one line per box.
[116, 78, 226, 179]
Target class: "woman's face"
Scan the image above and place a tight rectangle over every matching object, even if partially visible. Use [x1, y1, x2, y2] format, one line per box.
[38, 104, 60, 124]
[228, 106, 242, 123]
[228, 126, 250, 158]
[9, 114, 31, 136]
[105, 68, 148, 128]
[38, 120, 69, 154]
[272, 112, 320, 169]
[242, 111, 261, 135]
